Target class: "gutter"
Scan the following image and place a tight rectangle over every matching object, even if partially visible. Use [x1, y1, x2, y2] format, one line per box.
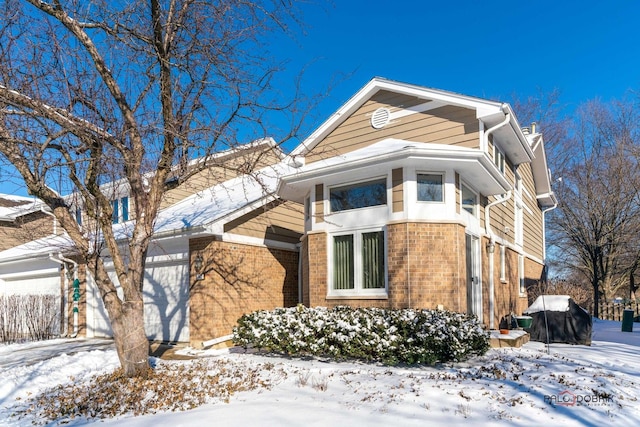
[484, 190, 512, 330]
[481, 104, 511, 153]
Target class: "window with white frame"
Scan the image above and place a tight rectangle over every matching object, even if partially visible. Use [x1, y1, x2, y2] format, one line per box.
[417, 173, 444, 202]
[329, 178, 387, 212]
[493, 144, 505, 174]
[112, 196, 129, 224]
[461, 183, 478, 216]
[331, 229, 386, 295]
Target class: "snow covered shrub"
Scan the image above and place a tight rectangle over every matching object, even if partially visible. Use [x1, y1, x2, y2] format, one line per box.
[233, 305, 489, 365]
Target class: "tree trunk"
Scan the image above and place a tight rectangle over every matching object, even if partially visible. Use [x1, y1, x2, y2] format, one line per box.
[109, 300, 149, 377]
[592, 278, 599, 319]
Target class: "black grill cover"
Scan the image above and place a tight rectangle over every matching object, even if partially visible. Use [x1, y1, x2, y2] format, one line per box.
[523, 295, 592, 345]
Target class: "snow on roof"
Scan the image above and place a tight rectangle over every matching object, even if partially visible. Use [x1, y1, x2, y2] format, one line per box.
[0, 194, 46, 221]
[524, 295, 571, 313]
[0, 233, 74, 262]
[144, 162, 295, 237]
[0, 162, 296, 262]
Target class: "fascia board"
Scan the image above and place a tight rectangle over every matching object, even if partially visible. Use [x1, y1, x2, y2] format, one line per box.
[280, 143, 511, 201]
[288, 77, 505, 159]
[202, 193, 279, 236]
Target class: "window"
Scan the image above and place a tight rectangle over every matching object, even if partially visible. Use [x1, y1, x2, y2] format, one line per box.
[75, 208, 82, 226]
[417, 173, 443, 202]
[461, 183, 477, 216]
[330, 179, 387, 212]
[493, 144, 505, 174]
[332, 230, 386, 294]
[112, 196, 130, 224]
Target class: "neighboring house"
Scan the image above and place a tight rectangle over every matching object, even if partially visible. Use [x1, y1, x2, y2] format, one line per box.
[277, 77, 556, 329]
[0, 138, 303, 346]
[0, 78, 556, 345]
[0, 194, 54, 252]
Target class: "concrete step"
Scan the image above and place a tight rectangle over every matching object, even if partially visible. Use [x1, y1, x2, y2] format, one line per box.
[489, 329, 529, 348]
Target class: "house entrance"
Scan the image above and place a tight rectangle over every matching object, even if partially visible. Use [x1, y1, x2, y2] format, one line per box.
[465, 234, 482, 322]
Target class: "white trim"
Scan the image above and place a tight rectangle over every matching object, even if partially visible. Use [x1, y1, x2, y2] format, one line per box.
[221, 233, 300, 251]
[327, 226, 388, 298]
[416, 171, 445, 203]
[288, 77, 506, 158]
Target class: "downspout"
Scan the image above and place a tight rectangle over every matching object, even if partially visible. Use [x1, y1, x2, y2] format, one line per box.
[485, 191, 512, 330]
[40, 208, 57, 234]
[48, 253, 68, 337]
[482, 105, 512, 330]
[482, 104, 511, 154]
[58, 255, 79, 338]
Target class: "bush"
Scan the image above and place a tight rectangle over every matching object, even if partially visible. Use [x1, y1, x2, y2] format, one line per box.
[0, 295, 60, 343]
[233, 305, 489, 365]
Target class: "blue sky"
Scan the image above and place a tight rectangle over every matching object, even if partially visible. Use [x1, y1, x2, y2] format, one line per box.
[2, 0, 639, 196]
[285, 0, 640, 129]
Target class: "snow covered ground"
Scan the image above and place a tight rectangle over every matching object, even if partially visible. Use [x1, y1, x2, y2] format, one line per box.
[1, 319, 639, 426]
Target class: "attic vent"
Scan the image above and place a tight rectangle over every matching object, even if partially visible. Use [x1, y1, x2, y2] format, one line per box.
[371, 107, 391, 129]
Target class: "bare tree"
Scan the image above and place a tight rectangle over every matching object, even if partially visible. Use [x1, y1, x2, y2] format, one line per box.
[0, 0, 311, 376]
[547, 99, 640, 317]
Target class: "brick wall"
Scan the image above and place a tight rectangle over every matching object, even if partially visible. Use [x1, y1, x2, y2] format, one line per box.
[189, 237, 299, 346]
[488, 244, 544, 327]
[304, 221, 467, 313]
[302, 221, 544, 330]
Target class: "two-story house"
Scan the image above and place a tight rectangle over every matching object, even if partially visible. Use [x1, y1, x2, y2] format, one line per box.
[0, 78, 555, 346]
[277, 77, 556, 329]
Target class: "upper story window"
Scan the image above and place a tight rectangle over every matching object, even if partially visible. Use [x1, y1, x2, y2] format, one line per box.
[461, 183, 477, 216]
[417, 173, 444, 202]
[329, 178, 387, 212]
[75, 208, 82, 226]
[493, 144, 505, 174]
[112, 196, 129, 224]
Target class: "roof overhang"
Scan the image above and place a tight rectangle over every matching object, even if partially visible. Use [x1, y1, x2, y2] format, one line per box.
[279, 139, 512, 203]
[288, 77, 534, 166]
[527, 133, 557, 209]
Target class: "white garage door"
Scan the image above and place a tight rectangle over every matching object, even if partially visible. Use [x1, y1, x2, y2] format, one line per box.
[86, 239, 190, 343]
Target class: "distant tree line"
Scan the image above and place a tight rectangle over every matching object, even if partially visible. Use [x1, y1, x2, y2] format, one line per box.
[515, 91, 640, 318]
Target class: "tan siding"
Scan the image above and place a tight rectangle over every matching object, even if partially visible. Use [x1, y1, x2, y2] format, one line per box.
[306, 92, 480, 164]
[0, 212, 54, 251]
[223, 200, 304, 244]
[392, 168, 403, 213]
[161, 148, 282, 209]
[520, 163, 545, 260]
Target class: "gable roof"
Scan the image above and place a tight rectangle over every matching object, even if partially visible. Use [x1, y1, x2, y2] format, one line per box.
[287, 77, 534, 166]
[0, 194, 47, 222]
[0, 162, 296, 263]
